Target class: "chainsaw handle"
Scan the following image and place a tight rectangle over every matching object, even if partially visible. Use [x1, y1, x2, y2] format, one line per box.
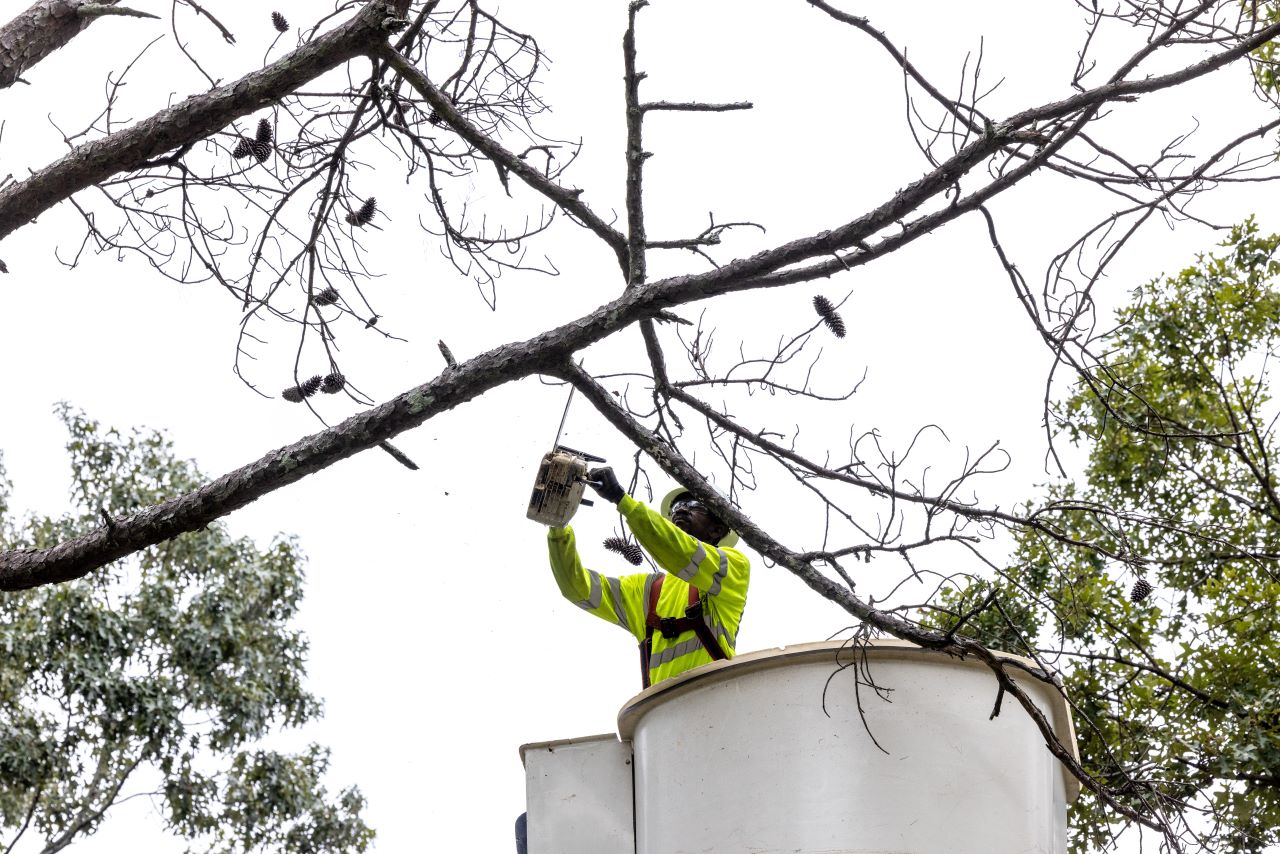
[586, 466, 626, 504]
[556, 444, 606, 464]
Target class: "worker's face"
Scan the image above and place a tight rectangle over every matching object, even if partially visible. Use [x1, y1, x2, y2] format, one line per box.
[670, 496, 730, 545]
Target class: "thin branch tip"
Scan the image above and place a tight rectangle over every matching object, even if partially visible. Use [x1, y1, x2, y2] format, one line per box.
[77, 4, 161, 20]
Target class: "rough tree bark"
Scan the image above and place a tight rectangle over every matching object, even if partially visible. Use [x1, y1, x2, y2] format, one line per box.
[0, 1, 409, 239]
[0, 0, 157, 91]
[2, 3, 1279, 847]
[2, 6, 1275, 590]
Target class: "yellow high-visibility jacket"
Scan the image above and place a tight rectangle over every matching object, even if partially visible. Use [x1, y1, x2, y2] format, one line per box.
[547, 494, 750, 688]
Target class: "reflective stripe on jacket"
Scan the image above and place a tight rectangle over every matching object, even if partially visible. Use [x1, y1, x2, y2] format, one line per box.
[547, 494, 750, 687]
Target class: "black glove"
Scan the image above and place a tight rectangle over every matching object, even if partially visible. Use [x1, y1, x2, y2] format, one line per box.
[587, 467, 626, 504]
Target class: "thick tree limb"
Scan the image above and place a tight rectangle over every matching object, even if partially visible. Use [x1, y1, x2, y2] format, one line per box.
[0, 0, 128, 90]
[622, 1, 648, 290]
[0, 280, 676, 589]
[641, 101, 752, 112]
[0, 0, 1273, 290]
[0, 352, 540, 586]
[0, 134, 1255, 589]
[0, 1, 1258, 847]
[0, 0, 404, 243]
[627, 14, 1280, 304]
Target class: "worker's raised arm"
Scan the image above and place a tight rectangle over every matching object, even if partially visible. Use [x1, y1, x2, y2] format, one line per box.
[617, 495, 749, 602]
[546, 525, 645, 642]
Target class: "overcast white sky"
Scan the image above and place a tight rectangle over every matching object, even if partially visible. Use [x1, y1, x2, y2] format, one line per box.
[2, 0, 1278, 851]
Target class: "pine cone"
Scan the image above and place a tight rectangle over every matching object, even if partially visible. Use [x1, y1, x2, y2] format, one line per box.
[1130, 578, 1154, 603]
[428, 110, 444, 127]
[232, 137, 253, 159]
[250, 140, 271, 164]
[320, 372, 345, 394]
[813, 295, 847, 339]
[603, 537, 644, 566]
[297, 375, 323, 398]
[311, 286, 339, 306]
[347, 197, 377, 227]
[271, 11, 289, 32]
[256, 118, 272, 145]
[282, 376, 323, 402]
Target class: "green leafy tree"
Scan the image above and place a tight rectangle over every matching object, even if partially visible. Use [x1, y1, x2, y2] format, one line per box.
[928, 220, 1280, 854]
[0, 407, 372, 853]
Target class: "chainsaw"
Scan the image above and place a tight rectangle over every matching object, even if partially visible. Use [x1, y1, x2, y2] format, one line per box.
[526, 383, 606, 527]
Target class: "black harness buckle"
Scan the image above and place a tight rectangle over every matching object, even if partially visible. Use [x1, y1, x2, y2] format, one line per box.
[656, 599, 705, 639]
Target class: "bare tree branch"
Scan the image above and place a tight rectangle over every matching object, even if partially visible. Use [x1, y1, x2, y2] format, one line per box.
[0, 0, 402, 244]
[0, 0, 142, 90]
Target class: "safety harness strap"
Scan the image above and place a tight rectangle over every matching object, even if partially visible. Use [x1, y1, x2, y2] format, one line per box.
[638, 573, 728, 689]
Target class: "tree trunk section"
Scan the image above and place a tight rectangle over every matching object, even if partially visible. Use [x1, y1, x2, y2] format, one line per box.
[0, 0, 125, 91]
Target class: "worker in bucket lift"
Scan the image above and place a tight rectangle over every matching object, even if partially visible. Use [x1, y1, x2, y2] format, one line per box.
[517, 469, 750, 853]
[546, 467, 751, 689]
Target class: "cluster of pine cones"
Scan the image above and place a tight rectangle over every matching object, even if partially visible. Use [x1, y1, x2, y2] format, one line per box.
[228, 16, 288, 163]
[281, 372, 345, 402]
[231, 118, 274, 164]
[237, 17, 380, 230]
[310, 286, 340, 306]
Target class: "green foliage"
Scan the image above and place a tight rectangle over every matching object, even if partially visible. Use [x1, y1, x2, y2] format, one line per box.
[1252, 8, 1280, 96]
[927, 221, 1280, 853]
[0, 407, 373, 853]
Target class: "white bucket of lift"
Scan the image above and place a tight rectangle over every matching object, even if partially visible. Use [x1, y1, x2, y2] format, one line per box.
[616, 640, 1078, 854]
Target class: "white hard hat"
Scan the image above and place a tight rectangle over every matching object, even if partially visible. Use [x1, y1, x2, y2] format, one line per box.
[660, 487, 740, 549]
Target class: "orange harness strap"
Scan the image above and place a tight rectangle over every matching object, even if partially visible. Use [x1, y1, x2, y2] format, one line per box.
[638, 573, 728, 689]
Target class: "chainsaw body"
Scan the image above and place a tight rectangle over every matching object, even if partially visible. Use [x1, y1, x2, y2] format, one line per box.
[527, 445, 605, 527]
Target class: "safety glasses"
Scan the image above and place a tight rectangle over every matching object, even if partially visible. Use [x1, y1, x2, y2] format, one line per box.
[673, 498, 709, 513]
